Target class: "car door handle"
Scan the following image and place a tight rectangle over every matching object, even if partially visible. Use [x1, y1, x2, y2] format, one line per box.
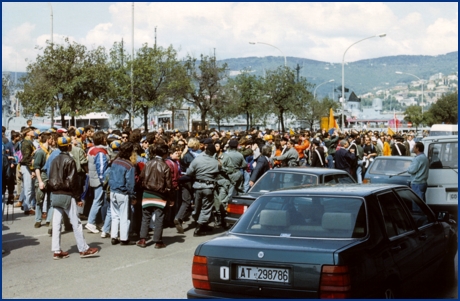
[419, 234, 427, 241]
[390, 245, 402, 252]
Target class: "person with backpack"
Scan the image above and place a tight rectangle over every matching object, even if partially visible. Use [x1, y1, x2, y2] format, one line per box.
[85, 131, 111, 234]
[48, 137, 99, 259]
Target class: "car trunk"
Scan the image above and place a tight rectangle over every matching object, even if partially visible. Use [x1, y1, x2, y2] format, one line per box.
[197, 234, 357, 298]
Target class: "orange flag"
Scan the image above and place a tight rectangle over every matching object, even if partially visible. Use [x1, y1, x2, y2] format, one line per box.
[328, 108, 335, 130]
[387, 127, 395, 136]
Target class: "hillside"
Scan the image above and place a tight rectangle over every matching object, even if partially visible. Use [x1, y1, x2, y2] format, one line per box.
[219, 51, 458, 98]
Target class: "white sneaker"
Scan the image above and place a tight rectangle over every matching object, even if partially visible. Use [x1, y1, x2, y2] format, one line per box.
[85, 223, 100, 234]
[100, 231, 109, 238]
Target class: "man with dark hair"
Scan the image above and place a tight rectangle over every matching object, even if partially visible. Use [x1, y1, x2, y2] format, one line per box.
[407, 142, 429, 201]
[18, 127, 36, 215]
[85, 131, 110, 234]
[137, 144, 172, 249]
[334, 139, 356, 176]
[272, 139, 299, 167]
[48, 137, 99, 259]
[391, 135, 407, 156]
[3, 131, 20, 204]
[108, 142, 136, 245]
[186, 144, 219, 236]
[33, 132, 53, 228]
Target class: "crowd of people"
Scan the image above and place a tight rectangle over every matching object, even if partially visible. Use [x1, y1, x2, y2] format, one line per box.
[2, 119, 429, 259]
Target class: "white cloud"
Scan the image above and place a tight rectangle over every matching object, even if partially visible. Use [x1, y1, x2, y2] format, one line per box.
[2, 2, 458, 72]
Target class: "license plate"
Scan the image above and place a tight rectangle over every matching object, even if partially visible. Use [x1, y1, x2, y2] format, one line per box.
[448, 193, 458, 201]
[237, 265, 289, 283]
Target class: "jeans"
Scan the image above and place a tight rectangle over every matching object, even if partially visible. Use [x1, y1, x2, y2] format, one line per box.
[51, 196, 89, 253]
[243, 170, 251, 193]
[87, 185, 104, 225]
[356, 160, 363, 184]
[102, 202, 111, 234]
[140, 206, 164, 243]
[327, 155, 335, 169]
[20, 165, 35, 211]
[411, 183, 427, 202]
[175, 182, 193, 221]
[110, 192, 130, 241]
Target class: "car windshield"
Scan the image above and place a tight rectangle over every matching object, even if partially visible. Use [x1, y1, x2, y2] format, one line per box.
[250, 172, 319, 193]
[369, 159, 412, 175]
[232, 194, 367, 239]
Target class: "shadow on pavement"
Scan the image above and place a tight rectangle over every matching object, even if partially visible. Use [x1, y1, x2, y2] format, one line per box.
[2, 232, 40, 257]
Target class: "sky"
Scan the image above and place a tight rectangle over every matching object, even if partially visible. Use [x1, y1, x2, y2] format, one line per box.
[2, 2, 458, 72]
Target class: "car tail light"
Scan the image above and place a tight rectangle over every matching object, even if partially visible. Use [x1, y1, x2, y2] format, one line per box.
[319, 265, 351, 299]
[192, 255, 210, 290]
[362, 178, 371, 184]
[227, 203, 246, 215]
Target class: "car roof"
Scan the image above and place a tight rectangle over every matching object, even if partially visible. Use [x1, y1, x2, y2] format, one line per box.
[373, 156, 413, 161]
[265, 183, 407, 197]
[267, 167, 349, 175]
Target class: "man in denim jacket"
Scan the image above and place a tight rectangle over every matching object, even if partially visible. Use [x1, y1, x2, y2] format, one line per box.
[108, 142, 136, 245]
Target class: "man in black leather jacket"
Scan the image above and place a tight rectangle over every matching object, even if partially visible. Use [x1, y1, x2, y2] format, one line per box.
[48, 137, 99, 260]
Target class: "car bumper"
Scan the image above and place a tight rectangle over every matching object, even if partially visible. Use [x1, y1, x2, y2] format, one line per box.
[187, 288, 265, 299]
[224, 216, 238, 226]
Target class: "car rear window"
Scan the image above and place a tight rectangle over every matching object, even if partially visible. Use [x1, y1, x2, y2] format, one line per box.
[369, 159, 411, 175]
[250, 172, 318, 193]
[232, 195, 367, 239]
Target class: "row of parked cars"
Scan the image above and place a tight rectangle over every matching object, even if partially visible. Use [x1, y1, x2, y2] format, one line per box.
[187, 134, 458, 299]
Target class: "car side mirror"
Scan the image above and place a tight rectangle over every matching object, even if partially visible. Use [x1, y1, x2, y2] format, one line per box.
[437, 211, 456, 225]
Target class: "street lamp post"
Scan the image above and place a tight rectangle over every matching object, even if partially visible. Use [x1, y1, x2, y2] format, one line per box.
[341, 33, 386, 130]
[131, 2, 134, 128]
[249, 41, 286, 67]
[48, 3, 54, 127]
[395, 71, 424, 114]
[314, 79, 335, 99]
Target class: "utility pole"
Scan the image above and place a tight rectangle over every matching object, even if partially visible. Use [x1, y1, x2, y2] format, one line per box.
[154, 26, 157, 50]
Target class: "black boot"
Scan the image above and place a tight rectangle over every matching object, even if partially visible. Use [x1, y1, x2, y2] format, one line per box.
[193, 224, 207, 237]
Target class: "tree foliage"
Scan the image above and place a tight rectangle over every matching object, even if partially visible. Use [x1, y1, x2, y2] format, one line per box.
[425, 91, 458, 125]
[184, 55, 228, 129]
[403, 105, 425, 131]
[17, 38, 109, 126]
[105, 40, 134, 125]
[132, 44, 189, 130]
[224, 69, 265, 130]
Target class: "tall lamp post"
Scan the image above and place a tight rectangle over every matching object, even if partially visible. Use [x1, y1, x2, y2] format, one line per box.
[48, 2, 54, 127]
[249, 41, 287, 67]
[131, 2, 134, 128]
[314, 79, 334, 99]
[341, 33, 386, 129]
[395, 71, 424, 114]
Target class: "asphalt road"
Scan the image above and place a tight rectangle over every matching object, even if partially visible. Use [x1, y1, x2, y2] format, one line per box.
[2, 206, 458, 299]
[2, 207, 226, 299]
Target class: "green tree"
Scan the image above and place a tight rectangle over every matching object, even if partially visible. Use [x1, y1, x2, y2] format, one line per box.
[17, 38, 109, 127]
[403, 105, 425, 131]
[105, 40, 134, 127]
[133, 44, 189, 131]
[224, 69, 265, 130]
[263, 67, 313, 132]
[184, 55, 228, 129]
[425, 91, 458, 125]
[2, 74, 12, 120]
